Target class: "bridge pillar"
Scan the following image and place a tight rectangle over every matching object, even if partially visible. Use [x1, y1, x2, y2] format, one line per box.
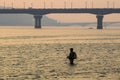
[34, 15, 43, 28]
[96, 15, 104, 29]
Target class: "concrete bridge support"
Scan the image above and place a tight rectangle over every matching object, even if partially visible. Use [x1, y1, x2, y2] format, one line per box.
[96, 15, 104, 29]
[34, 15, 43, 28]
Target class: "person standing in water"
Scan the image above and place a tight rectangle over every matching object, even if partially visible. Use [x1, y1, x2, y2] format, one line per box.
[67, 48, 77, 65]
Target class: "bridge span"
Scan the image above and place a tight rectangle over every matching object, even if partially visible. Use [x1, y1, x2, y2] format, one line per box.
[0, 8, 120, 29]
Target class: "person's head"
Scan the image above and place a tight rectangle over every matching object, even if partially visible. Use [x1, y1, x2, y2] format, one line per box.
[70, 48, 73, 52]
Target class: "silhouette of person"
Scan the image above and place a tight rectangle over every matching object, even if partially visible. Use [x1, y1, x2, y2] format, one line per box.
[67, 48, 77, 65]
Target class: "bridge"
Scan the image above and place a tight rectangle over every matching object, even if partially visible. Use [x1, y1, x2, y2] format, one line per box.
[0, 8, 120, 29]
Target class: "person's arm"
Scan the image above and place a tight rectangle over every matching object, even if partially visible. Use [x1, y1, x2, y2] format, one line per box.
[74, 52, 77, 59]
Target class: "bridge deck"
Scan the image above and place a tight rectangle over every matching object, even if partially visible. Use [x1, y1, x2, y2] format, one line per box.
[0, 8, 120, 15]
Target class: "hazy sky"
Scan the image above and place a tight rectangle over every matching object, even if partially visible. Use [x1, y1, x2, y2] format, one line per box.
[0, 0, 120, 22]
[0, 0, 120, 8]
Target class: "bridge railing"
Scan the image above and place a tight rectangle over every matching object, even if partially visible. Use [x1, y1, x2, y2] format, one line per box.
[0, 0, 119, 9]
